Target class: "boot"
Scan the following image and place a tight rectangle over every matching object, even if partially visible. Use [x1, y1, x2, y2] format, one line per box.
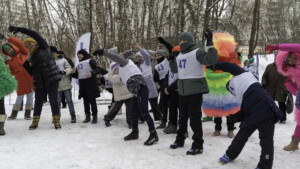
[0, 115, 7, 135]
[227, 131, 234, 138]
[144, 130, 159, 145]
[8, 104, 20, 120]
[170, 140, 184, 149]
[83, 114, 91, 123]
[124, 127, 139, 141]
[213, 130, 221, 136]
[91, 115, 97, 124]
[53, 114, 61, 129]
[283, 136, 300, 151]
[186, 148, 203, 155]
[24, 104, 32, 120]
[156, 122, 166, 129]
[29, 116, 40, 130]
[163, 123, 177, 134]
[71, 113, 76, 123]
[104, 119, 111, 127]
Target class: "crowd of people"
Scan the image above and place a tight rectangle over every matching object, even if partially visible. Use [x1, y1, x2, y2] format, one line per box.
[0, 25, 299, 169]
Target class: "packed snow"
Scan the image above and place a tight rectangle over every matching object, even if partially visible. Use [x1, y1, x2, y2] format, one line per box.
[0, 54, 299, 169]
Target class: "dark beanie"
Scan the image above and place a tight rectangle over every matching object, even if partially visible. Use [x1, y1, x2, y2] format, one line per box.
[77, 49, 89, 57]
[50, 46, 58, 53]
[178, 32, 194, 43]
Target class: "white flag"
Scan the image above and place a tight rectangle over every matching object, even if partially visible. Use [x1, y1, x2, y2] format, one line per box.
[74, 32, 91, 66]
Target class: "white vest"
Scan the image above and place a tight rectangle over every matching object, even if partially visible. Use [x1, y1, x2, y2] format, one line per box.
[140, 60, 152, 77]
[227, 72, 258, 103]
[119, 60, 142, 84]
[168, 70, 178, 86]
[155, 58, 170, 80]
[103, 74, 112, 88]
[55, 58, 65, 71]
[176, 48, 204, 79]
[77, 59, 93, 79]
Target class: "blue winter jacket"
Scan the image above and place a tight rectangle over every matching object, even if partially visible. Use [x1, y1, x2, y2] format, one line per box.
[214, 62, 282, 128]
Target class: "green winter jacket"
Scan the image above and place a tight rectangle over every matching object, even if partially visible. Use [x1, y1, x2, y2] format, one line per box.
[169, 43, 218, 96]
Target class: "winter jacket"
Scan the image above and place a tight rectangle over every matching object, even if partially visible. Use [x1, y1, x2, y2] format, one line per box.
[72, 55, 107, 100]
[108, 65, 133, 101]
[169, 43, 218, 96]
[20, 28, 61, 88]
[0, 54, 17, 98]
[55, 55, 72, 91]
[261, 63, 287, 102]
[214, 62, 282, 128]
[2, 37, 33, 96]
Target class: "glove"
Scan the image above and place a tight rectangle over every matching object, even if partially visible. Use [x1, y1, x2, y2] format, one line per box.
[167, 52, 176, 61]
[204, 28, 213, 46]
[265, 45, 279, 54]
[9, 25, 21, 34]
[206, 65, 215, 71]
[157, 37, 166, 44]
[60, 71, 66, 75]
[228, 111, 244, 123]
[93, 49, 104, 56]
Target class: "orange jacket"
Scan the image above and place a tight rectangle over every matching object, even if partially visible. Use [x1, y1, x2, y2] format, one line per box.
[2, 37, 34, 96]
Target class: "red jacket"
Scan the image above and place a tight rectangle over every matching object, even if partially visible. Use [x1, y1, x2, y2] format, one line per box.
[2, 37, 34, 96]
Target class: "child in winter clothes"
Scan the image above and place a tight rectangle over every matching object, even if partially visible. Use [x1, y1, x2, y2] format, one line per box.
[2, 36, 34, 120]
[9, 26, 62, 130]
[266, 44, 300, 151]
[169, 29, 218, 155]
[153, 49, 169, 129]
[157, 37, 180, 134]
[0, 54, 17, 135]
[50, 46, 76, 123]
[212, 62, 282, 169]
[72, 49, 107, 124]
[134, 43, 162, 122]
[104, 62, 133, 128]
[93, 47, 159, 146]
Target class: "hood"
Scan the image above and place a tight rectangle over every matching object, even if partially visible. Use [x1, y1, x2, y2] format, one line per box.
[178, 32, 196, 53]
[77, 49, 92, 61]
[1, 43, 19, 58]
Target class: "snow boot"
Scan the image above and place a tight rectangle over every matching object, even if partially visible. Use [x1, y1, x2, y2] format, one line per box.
[71, 113, 76, 123]
[227, 131, 234, 138]
[163, 123, 177, 134]
[124, 127, 139, 141]
[170, 140, 184, 149]
[144, 130, 159, 145]
[53, 114, 61, 129]
[91, 115, 97, 124]
[186, 148, 203, 155]
[104, 119, 111, 127]
[283, 136, 300, 151]
[83, 115, 91, 123]
[156, 122, 166, 129]
[24, 104, 32, 120]
[219, 154, 232, 165]
[0, 115, 7, 135]
[202, 116, 213, 122]
[8, 104, 20, 120]
[29, 116, 40, 130]
[213, 130, 221, 136]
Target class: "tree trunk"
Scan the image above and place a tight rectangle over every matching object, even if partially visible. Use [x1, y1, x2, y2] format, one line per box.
[248, 0, 260, 58]
[202, 0, 212, 43]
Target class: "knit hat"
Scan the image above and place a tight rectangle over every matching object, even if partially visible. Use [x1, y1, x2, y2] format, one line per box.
[155, 50, 166, 57]
[23, 38, 37, 46]
[110, 62, 120, 73]
[108, 47, 119, 55]
[2, 44, 13, 54]
[135, 51, 143, 58]
[50, 46, 58, 53]
[77, 49, 89, 57]
[178, 32, 194, 43]
[172, 46, 180, 52]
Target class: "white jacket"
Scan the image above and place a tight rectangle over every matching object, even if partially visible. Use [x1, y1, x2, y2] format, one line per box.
[108, 65, 133, 101]
[56, 58, 73, 91]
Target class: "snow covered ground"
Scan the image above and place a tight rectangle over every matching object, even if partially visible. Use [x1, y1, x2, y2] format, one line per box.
[1, 54, 299, 169]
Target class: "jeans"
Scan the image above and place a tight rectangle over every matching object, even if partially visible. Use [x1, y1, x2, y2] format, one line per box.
[104, 98, 132, 125]
[15, 91, 34, 106]
[58, 89, 75, 114]
[214, 117, 235, 131]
